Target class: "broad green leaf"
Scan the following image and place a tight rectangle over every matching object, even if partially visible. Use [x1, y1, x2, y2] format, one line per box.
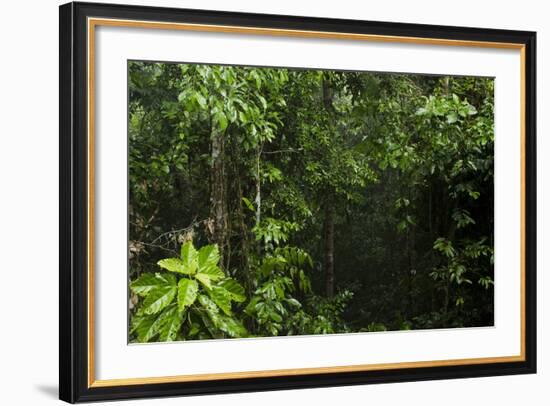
[141, 274, 177, 315]
[198, 245, 221, 271]
[258, 95, 267, 110]
[446, 112, 458, 124]
[195, 245, 224, 286]
[197, 294, 219, 315]
[195, 93, 207, 108]
[157, 258, 192, 274]
[241, 197, 255, 212]
[244, 297, 260, 316]
[157, 305, 182, 341]
[206, 285, 232, 316]
[196, 246, 224, 283]
[215, 111, 228, 131]
[195, 272, 212, 289]
[218, 278, 246, 302]
[155, 272, 176, 285]
[217, 314, 248, 338]
[180, 241, 199, 275]
[131, 313, 159, 343]
[132, 305, 181, 343]
[177, 278, 198, 312]
[197, 295, 247, 338]
[130, 313, 145, 335]
[238, 110, 248, 124]
[269, 310, 283, 323]
[285, 298, 302, 308]
[130, 273, 164, 296]
[198, 266, 225, 281]
[195, 307, 222, 339]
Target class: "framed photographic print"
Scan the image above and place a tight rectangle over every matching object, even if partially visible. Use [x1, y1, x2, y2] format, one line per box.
[59, 1, 536, 403]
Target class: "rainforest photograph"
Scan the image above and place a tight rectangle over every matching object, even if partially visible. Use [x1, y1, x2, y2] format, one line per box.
[127, 61, 494, 343]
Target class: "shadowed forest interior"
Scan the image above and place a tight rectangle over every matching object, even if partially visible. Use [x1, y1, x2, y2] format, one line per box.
[128, 61, 494, 343]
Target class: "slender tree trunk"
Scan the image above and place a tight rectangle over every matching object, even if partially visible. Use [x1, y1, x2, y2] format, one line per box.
[443, 200, 458, 318]
[324, 202, 335, 297]
[406, 188, 416, 318]
[254, 145, 262, 255]
[322, 73, 336, 298]
[322, 75, 334, 112]
[255, 146, 262, 229]
[406, 219, 412, 318]
[429, 186, 433, 241]
[210, 123, 227, 266]
[235, 160, 251, 293]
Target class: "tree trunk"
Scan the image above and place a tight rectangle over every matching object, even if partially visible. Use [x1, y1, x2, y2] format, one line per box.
[255, 146, 262, 229]
[254, 145, 262, 255]
[235, 159, 252, 293]
[324, 202, 335, 297]
[210, 123, 227, 266]
[322, 73, 336, 297]
[322, 75, 334, 111]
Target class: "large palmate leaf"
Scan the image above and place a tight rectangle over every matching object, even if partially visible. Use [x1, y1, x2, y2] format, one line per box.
[130, 273, 164, 296]
[140, 273, 177, 315]
[218, 278, 246, 303]
[180, 241, 199, 274]
[177, 278, 198, 312]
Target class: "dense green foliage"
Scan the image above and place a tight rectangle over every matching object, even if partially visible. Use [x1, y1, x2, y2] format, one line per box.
[128, 61, 494, 342]
[130, 241, 247, 341]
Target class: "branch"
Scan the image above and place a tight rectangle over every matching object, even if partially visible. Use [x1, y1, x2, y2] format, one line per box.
[262, 148, 303, 155]
[150, 219, 208, 244]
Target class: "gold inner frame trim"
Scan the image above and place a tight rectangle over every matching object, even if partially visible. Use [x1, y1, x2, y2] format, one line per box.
[87, 17, 527, 388]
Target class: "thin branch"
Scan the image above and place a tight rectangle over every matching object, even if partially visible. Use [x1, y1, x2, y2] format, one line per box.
[150, 218, 207, 244]
[262, 148, 303, 155]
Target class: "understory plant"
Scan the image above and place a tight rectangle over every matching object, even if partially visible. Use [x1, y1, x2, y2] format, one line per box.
[130, 241, 247, 342]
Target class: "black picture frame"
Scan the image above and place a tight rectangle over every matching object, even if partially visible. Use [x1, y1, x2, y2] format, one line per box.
[59, 1, 537, 403]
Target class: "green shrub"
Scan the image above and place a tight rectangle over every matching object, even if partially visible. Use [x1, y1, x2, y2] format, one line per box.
[129, 241, 247, 342]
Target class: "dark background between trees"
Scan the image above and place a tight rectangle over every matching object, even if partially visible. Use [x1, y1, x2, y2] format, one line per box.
[128, 61, 494, 342]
